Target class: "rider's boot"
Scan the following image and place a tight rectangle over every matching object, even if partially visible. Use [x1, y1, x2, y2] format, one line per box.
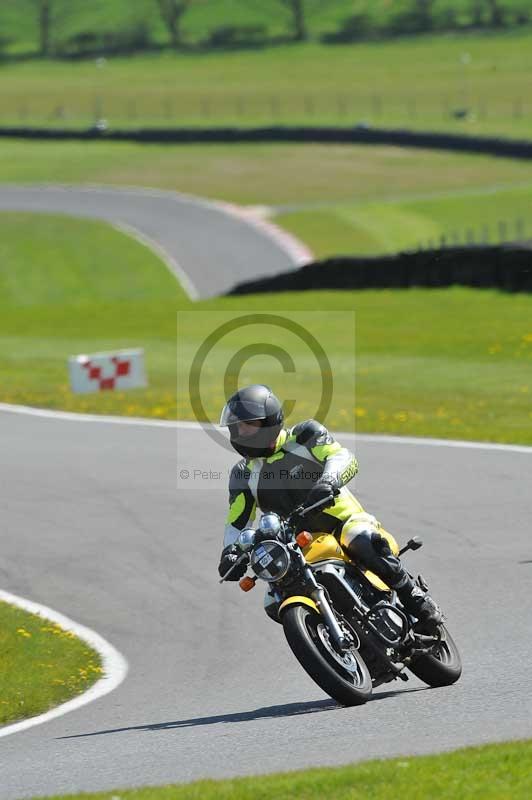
[393, 574, 443, 631]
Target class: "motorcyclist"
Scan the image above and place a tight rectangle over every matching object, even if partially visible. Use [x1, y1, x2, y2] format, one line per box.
[218, 384, 442, 630]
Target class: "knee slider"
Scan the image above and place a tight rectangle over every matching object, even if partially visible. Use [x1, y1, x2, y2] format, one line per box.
[370, 531, 392, 556]
[345, 529, 375, 565]
[345, 529, 392, 568]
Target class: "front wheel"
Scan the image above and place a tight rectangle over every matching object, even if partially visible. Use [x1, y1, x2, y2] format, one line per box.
[408, 625, 462, 687]
[282, 605, 372, 706]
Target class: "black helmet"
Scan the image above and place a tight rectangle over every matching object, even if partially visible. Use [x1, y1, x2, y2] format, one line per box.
[220, 384, 284, 459]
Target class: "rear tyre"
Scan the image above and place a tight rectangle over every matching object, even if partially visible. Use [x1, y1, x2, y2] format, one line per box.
[282, 604, 372, 706]
[408, 625, 462, 687]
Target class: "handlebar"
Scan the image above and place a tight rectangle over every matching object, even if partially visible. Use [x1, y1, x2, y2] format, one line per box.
[220, 488, 340, 583]
[287, 486, 340, 525]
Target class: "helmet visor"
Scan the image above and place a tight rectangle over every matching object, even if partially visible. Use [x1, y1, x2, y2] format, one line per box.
[219, 398, 267, 427]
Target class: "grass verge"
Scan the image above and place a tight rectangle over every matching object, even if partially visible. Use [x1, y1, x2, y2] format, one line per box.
[30, 740, 532, 799]
[2, 212, 531, 444]
[0, 600, 103, 727]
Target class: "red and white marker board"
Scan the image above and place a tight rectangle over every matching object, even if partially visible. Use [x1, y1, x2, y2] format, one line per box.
[68, 349, 147, 394]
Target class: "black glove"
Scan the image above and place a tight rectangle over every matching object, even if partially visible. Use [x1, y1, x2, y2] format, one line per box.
[305, 476, 339, 510]
[218, 545, 247, 581]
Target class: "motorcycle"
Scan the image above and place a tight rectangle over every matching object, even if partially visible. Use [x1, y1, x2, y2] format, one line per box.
[220, 494, 462, 706]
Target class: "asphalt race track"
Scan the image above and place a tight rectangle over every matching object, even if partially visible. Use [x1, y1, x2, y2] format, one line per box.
[0, 185, 305, 298]
[1, 184, 531, 798]
[1, 410, 531, 799]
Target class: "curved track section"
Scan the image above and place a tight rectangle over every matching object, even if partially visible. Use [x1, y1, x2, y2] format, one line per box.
[0, 185, 309, 299]
[1, 409, 531, 799]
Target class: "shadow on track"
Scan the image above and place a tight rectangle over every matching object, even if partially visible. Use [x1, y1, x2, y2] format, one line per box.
[59, 687, 427, 740]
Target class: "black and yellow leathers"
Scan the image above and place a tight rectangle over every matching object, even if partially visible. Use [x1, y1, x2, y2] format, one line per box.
[223, 419, 400, 578]
[221, 418, 443, 628]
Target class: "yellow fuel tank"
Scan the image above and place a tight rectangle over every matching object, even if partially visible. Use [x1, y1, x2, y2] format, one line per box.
[302, 533, 391, 593]
[302, 534, 350, 564]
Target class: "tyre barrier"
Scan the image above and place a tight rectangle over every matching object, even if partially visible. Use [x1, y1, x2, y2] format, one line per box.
[227, 245, 532, 295]
[1, 124, 532, 160]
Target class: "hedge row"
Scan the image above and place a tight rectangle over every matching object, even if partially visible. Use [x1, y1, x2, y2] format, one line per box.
[1, 125, 532, 159]
[227, 245, 532, 295]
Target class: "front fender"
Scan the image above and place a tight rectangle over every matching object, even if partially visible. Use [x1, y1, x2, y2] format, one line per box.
[278, 596, 319, 616]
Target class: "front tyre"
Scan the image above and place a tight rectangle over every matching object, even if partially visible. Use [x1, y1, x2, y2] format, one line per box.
[282, 605, 372, 706]
[408, 625, 462, 687]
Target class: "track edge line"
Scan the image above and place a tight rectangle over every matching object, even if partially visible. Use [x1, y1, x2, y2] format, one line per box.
[0, 402, 530, 453]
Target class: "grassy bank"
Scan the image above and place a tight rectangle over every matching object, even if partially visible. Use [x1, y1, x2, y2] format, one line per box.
[2, 212, 531, 444]
[0, 31, 531, 138]
[2, 140, 532, 207]
[276, 183, 532, 257]
[29, 740, 532, 799]
[0, 601, 102, 726]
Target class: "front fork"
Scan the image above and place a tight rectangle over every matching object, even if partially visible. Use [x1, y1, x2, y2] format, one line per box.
[304, 566, 350, 652]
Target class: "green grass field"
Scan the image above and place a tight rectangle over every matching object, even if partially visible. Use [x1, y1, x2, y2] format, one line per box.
[1, 30, 531, 138]
[2, 211, 531, 444]
[0, 601, 102, 726]
[26, 740, 532, 800]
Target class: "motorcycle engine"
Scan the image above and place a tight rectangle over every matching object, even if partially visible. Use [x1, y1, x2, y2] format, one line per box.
[367, 604, 407, 645]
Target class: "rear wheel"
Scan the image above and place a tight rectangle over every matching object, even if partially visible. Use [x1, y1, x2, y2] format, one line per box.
[408, 625, 462, 687]
[282, 604, 372, 706]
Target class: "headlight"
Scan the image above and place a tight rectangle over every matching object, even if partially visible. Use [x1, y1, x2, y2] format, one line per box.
[258, 513, 281, 538]
[237, 528, 256, 552]
[250, 540, 291, 582]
